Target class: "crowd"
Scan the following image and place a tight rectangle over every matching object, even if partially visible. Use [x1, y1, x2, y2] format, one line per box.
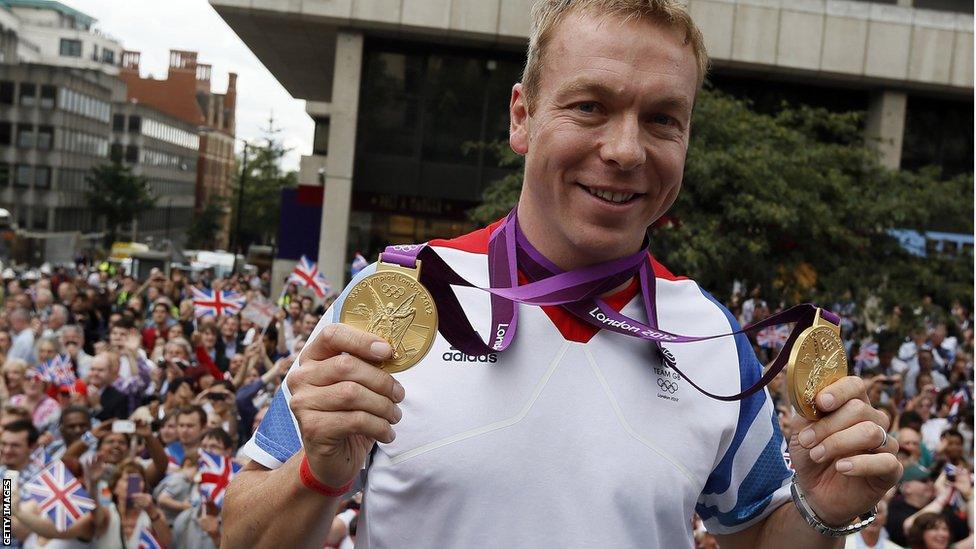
[724, 286, 974, 549]
[0, 261, 967, 548]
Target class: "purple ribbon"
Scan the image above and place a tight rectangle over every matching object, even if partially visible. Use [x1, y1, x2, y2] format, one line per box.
[381, 209, 840, 401]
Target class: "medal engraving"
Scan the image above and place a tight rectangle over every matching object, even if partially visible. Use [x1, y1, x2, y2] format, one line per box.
[787, 310, 847, 420]
[339, 263, 437, 374]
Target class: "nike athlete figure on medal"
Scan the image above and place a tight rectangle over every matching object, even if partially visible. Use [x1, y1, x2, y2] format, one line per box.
[222, 1, 901, 547]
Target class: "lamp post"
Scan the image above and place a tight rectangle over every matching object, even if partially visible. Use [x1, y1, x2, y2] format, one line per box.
[231, 141, 248, 273]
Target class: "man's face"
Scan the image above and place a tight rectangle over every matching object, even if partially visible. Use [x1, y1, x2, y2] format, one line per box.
[60, 411, 90, 445]
[301, 314, 318, 335]
[944, 435, 963, 461]
[152, 306, 168, 325]
[88, 356, 110, 387]
[177, 412, 203, 445]
[221, 318, 238, 339]
[288, 302, 301, 319]
[510, 12, 697, 266]
[200, 435, 229, 457]
[109, 327, 128, 349]
[898, 428, 921, 458]
[0, 332, 10, 349]
[98, 432, 128, 464]
[902, 478, 935, 502]
[60, 330, 83, 356]
[0, 430, 31, 469]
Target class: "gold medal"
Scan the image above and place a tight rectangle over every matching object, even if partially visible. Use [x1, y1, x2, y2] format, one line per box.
[339, 259, 438, 374]
[786, 309, 848, 420]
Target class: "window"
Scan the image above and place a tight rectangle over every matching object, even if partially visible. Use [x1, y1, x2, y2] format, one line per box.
[39, 85, 55, 109]
[19, 83, 35, 107]
[0, 163, 9, 186]
[125, 145, 139, 163]
[34, 167, 49, 189]
[90, 44, 99, 62]
[0, 82, 13, 105]
[113, 114, 125, 132]
[15, 165, 30, 186]
[0, 122, 10, 146]
[102, 49, 115, 65]
[128, 115, 141, 133]
[110, 142, 123, 162]
[31, 206, 47, 229]
[36, 126, 52, 150]
[313, 117, 330, 156]
[16, 125, 33, 148]
[59, 39, 82, 58]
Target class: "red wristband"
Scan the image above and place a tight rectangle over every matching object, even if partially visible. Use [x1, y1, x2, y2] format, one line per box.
[299, 455, 354, 497]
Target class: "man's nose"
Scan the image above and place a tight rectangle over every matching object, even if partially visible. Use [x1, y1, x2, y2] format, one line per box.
[600, 115, 646, 172]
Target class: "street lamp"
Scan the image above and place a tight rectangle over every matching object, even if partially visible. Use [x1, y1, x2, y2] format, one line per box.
[230, 140, 249, 273]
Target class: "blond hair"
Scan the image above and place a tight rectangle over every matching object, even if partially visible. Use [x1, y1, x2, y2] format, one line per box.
[521, 0, 708, 110]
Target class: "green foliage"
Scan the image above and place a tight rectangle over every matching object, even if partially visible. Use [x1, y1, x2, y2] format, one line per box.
[469, 87, 973, 312]
[230, 118, 298, 251]
[85, 159, 156, 246]
[187, 201, 225, 249]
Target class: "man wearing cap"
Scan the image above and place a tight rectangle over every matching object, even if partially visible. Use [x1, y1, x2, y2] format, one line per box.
[223, 1, 900, 547]
[885, 465, 969, 546]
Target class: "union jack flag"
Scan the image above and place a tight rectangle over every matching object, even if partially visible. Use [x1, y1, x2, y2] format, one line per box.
[27, 354, 75, 386]
[137, 526, 162, 549]
[191, 287, 246, 318]
[351, 252, 369, 277]
[948, 387, 970, 421]
[198, 450, 241, 508]
[756, 325, 790, 349]
[23, 461, 95, 531]
[854, 341, 879, 372]
[289, 255, 330, 298]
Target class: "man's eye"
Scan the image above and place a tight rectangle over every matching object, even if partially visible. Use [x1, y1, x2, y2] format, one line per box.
[651, 114, 675, 126]
[577, 102, 598, 114]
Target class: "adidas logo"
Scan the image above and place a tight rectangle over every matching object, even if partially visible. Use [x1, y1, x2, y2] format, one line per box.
[442, 346, 498, 364]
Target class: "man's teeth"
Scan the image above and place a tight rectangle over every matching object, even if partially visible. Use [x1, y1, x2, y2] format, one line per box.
[585, 186, 635, 204]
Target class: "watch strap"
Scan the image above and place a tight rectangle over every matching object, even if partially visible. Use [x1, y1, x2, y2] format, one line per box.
[790, 474, 877, 537]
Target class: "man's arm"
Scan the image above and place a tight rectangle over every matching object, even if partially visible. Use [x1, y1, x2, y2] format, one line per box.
[222, 454, 342, 549]
[716, 502, 843, 549]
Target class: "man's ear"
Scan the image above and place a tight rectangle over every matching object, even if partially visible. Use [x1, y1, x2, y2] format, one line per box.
[509, 83, 529, 156]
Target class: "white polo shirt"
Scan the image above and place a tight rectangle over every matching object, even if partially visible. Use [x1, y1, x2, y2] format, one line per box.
[242, 224, 792, 548]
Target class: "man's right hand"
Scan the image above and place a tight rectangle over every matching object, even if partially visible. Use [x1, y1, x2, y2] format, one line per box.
[286, 323, 403, 489]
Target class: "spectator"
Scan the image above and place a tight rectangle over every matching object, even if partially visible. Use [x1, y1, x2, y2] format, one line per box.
[906, 512, 952, 549]
[215, 315, 242, 366]
[166, 405, 206, 467]
[10, 368, 60, 441]
[143, 300, 176, 351]
[91, 460, 172, 548]
[8, 308, 35, 364]
[109, 317, 152, 415]
[86, 352, 128, 421]
[2, 358, 27, 399]
[45, 404, 90, 462]
[844, 499, 899, 548]
[60, 324, 93, 380]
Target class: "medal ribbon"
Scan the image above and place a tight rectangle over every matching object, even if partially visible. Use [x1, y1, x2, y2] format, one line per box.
[381, 209, 840, 401]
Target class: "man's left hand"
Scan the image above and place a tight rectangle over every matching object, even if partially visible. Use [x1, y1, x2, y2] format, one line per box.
[790, 376, 902, 526]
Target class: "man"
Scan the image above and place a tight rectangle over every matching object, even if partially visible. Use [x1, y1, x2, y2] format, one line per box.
[2, 420, 43, 548]
[40, 304, 68, 339]
[844, 500, 899, 548]
[7, 309, 34, 364]
[59, 324, 93, 380]
[143, 300, 176, 351]
[44, 404, 90, 462]
[224, 2, 899, 547]
[108, 317, 152, 414]
[904, 348, 949, 400]
[215, 315, 243, 367]
[166, 405, 206, 467]
[85, 352, 128, 421]
[885, 466, 969, 546]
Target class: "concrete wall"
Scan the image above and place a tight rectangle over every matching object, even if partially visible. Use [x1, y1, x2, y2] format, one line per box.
[214, 0, 973, 93]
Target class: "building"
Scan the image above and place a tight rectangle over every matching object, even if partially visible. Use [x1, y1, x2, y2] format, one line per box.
[110, 101, 198, 246]
[211, 0, 973, 287]
[2, 0, 122, 74]
[0, 62, 120, 235]
[118, 49, 237, 248]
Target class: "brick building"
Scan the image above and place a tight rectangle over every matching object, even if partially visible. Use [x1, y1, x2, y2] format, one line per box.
[118, 49, 237, 248]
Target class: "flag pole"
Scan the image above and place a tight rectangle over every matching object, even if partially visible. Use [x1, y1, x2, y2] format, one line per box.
[262, 282, 290, 337]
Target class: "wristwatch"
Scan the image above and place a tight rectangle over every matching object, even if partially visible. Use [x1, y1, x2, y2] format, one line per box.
[791, 474, 877, 537]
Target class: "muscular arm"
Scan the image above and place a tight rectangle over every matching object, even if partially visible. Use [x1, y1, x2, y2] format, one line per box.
[221, 453, 343, 549]
[715, 502, 843, 549]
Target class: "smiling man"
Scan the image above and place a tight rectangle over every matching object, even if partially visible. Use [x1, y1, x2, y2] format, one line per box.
[223, 2, 899, 547]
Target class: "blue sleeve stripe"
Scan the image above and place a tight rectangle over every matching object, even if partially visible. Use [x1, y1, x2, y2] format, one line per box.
[253, 387, 302, 464]
[696, 414, 788, 526]
[697, 288, 765, 496]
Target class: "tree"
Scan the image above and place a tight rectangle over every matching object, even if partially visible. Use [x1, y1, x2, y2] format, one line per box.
[85, 159, 156, 246]
[469, 87, 973, 313]
[229, 115, 298, 252]
[186, 201, 225, 249]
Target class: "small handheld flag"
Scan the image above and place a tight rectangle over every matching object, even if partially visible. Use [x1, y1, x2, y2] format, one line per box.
[289, 255, 330, 298]
[191, 287, 246, 318]
[198, 451, 242, 508]
[23, 461, 95, 531]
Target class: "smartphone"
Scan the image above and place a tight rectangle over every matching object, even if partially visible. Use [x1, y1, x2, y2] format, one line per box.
[126, 474, 140, 506]
[945, 464, 957, 481]
[112, 420, 136, 434]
